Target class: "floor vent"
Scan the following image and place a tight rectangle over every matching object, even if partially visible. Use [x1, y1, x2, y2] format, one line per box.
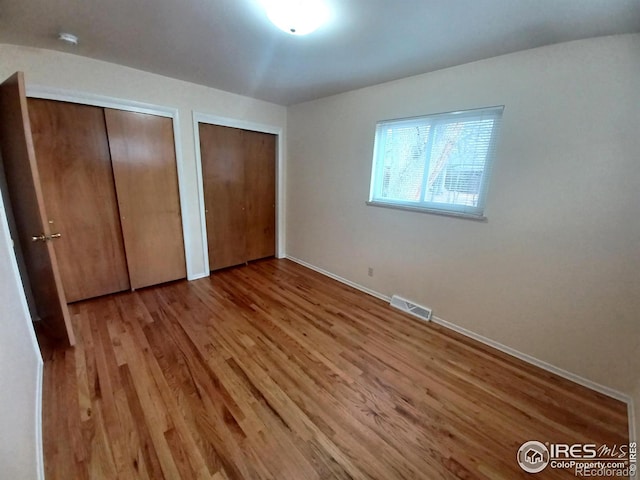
[390, 295, 432, 322]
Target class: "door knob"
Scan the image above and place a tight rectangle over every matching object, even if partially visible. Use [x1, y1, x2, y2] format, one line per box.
[31, 233, 62, 242]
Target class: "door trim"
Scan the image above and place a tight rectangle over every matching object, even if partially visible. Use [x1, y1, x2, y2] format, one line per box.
[192, 112, 285, 275]
[25, 85, 197, 280]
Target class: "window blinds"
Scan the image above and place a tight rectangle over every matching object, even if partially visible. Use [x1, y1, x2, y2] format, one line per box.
[369, 106, 503, 218]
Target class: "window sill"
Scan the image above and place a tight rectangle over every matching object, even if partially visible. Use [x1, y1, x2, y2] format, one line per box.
[366, 201, 488, 222]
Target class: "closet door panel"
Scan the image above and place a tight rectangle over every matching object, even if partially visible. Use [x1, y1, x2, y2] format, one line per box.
[28, 98, 130, 302]
[0, 72, 74, 344]
[243, 130, 276, 261]
[199, 123, 247, 270]
[105, 109, 186, 289]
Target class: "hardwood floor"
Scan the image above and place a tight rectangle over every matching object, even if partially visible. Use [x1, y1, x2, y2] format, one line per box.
[39, 258, 629, 479]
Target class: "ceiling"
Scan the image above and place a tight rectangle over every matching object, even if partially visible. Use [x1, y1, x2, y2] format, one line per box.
[0, 0, 638, 106]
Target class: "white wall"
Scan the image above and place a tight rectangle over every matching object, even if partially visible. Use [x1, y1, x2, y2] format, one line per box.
[0, 44, 287, 279]
[0, 193, 43, 480]
[286, 34, 640, 403]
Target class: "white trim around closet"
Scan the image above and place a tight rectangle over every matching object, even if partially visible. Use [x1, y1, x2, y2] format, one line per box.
[192, 112, 286, 274]
[24, 85, 199, 281]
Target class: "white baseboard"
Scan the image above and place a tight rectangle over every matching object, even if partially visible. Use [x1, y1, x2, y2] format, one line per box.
[287, 256, 390, 302]
[429, 314, 631, 403]
[35, 359, 44, 480]
[187, 271, 210, 281]
[285, 255, 636, 444]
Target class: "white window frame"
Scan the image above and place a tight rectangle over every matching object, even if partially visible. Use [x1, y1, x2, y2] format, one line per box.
[367, 106, 503, 220]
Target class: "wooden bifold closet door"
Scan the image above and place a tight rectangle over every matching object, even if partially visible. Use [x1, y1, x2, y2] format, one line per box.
[28, 99, 130, 302]
[27, 99, 186, 302]
[104, 109, 186, 290]
[244, 129, 276, 261]
[199, 123, 276, 271]
[0, 73, 74, 345]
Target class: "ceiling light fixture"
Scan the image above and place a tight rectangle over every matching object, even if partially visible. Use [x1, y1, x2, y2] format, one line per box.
[261, 0, 330, 36]
[58, 32, 79, 46]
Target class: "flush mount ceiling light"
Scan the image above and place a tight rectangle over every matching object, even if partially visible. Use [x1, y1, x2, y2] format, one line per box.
[261, 0, 330, 36]
[58, 32, 79, 46]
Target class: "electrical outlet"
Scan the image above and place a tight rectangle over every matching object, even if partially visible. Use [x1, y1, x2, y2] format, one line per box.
[368, 267, 374, 277]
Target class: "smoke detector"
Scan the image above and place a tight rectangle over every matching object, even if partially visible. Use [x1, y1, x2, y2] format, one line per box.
[58, 32, 79, 46]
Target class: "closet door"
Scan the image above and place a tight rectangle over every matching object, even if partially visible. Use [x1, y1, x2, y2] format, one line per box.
[243, 129, 276, 261]
[105, 109, 186, 289]
[199, 123, 247, 270]
[0, 72, 74, 345]
[28, 99, 130, 302]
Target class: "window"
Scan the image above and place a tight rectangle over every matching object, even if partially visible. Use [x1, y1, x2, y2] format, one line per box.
[368, 106, 503, 219]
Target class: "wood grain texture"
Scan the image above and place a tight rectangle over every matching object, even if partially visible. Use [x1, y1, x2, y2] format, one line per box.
[199, 123, 247, 270]
[0, 72, 74, 345]
[243, 129, 276, 262]
[105, 109, 186, 290]
[40, 259, 629, 479]
[28, 98, 130, 302]
[199, 123, 276, 270]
